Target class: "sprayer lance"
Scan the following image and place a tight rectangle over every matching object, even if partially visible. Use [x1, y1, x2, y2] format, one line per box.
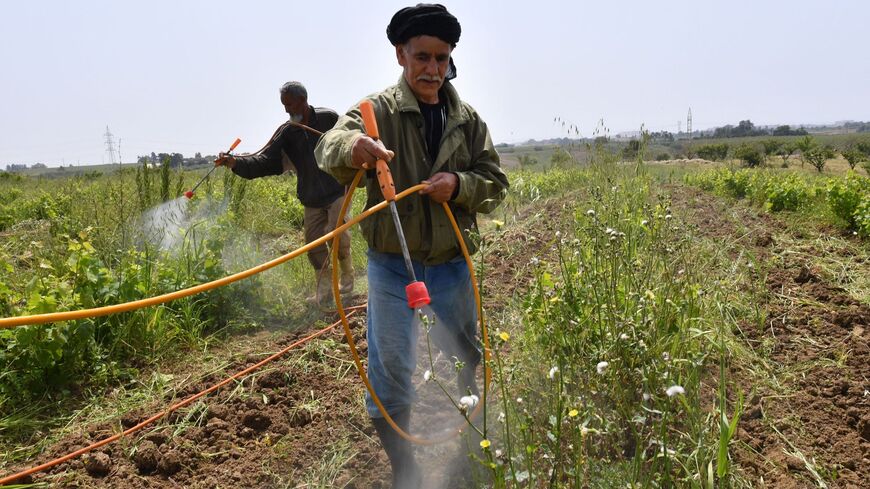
[184, 138, 241, 199]
[359, 100, 430, 308]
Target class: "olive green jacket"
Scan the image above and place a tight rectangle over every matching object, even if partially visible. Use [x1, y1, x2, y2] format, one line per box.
[315, 77, 509, 265]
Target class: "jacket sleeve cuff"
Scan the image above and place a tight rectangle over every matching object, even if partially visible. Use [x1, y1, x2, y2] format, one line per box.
[342, 132, 365, 169]
[449, 172, 461, 200]
[452, 171, 473, 208]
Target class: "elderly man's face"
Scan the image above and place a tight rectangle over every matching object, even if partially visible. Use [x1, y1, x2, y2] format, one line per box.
[281, 93, 307, 123]
[396, 35, 452, 105]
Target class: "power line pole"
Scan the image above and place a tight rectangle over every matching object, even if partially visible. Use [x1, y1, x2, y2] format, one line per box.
[104, 126, 116, 164]
[687, 108, 693, 137]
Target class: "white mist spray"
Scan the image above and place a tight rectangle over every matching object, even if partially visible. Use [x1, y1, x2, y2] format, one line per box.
[138, 196, 230, 253]
[410, 304, 484, 488]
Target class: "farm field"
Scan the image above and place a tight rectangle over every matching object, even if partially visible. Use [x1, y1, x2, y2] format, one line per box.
[1, 148, 868, 488]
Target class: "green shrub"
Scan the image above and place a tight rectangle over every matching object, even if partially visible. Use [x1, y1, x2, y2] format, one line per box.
[733, 143, 763, 168]
[764, 174, 814, 212]
[805, 145, 836, 173]
[695, 143, 729, 161]
[854, 198, 870, 236]
[826, 173, 870, 229]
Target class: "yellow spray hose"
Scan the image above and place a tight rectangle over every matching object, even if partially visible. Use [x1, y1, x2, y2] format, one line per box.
[329, 113, 490, 444]
[0, 119, 491, 447]
[0, 187, 420, 330]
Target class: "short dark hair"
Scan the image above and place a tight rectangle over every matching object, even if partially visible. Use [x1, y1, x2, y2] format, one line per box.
[280, 81, 307, 99]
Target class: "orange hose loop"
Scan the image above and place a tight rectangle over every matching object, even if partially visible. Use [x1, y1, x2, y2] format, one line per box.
[331, 170, 490, 446]
[0, 186, 426, 329]
[0, 309, 362, 486]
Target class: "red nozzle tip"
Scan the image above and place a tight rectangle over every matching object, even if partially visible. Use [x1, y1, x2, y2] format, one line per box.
[184, 190, 194, 199]
[405, 281, 431, 309]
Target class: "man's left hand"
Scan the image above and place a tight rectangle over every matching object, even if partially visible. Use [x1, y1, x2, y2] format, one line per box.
[420, 172, 458, 203]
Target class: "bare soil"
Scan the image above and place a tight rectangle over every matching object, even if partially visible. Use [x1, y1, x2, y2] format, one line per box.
[667, 185, 870, 488]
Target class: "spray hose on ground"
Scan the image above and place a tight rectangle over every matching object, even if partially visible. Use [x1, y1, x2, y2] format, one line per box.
[0, 309, 362, 487]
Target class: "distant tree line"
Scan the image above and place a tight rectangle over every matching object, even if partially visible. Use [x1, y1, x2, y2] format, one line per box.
[137, 152, 214, 168]
[842, 121, 870, 132]
[4, 163, 47, 172]
[690, 135, 870, 173]
[711, 120, 809, 138]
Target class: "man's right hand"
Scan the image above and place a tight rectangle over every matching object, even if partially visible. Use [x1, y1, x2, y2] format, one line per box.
[351, 135, 395, 169]
[215, 152, 236, 169]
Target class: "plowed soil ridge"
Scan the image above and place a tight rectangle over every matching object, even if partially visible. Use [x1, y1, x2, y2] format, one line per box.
[668, 185, 869, 488]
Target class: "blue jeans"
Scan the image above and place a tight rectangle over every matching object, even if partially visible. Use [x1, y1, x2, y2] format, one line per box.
[365, 249, 480, 418]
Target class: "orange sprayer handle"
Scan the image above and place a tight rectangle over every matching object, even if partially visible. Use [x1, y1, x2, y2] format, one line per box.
[359, 100, 380, 141]
[228, 138, 241, 153]
[359, 100, 396, 202]
[375, 160, 396, 201]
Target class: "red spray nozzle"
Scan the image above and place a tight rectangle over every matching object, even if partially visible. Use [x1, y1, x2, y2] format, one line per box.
[183, 190, 194, 199]
[405, 281, 431, 309]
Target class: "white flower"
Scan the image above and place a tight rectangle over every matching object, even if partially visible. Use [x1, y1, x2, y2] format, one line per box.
[665, 214, 672, 220]
[643, 392, 652, 401]
[619, 333, 629, 341]
[661, 352, 670, 362]
[605, 227, 615, 235]
[596, 361, 609, 375]
[459, 394, 479, 409]
[586, 209, 595, 217]
[530, 257, 540, 266]
[548, 366, 559, 379]
[641, 219, 649, 226]
[555, 231, 561, 238]
[423, 370, 432, 381]
[498, 411, 506, 423]
[666, 385, 685, 397]
[516, 397, 523, 404]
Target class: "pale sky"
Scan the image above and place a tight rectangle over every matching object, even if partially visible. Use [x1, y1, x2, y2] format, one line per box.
[2, 0, 868, 167]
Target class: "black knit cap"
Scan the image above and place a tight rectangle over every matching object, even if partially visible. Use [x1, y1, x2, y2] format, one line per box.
[386, 4, 461, 47]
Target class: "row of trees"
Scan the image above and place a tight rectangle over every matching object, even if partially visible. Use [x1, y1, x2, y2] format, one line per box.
[711, 120, 809, 138]
[5, 163, 47, 172]
[136, 152, 215, 168]
[693, 136, 870, 173]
